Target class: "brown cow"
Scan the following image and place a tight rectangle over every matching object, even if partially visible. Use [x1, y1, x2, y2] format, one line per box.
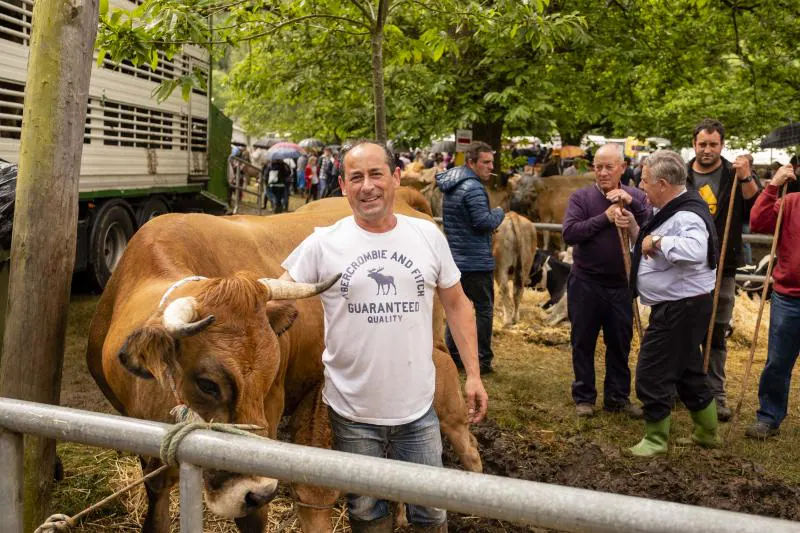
[493, 213, 537, 326]
[509, 174, 594, 249]
[86, 196, 480, 533]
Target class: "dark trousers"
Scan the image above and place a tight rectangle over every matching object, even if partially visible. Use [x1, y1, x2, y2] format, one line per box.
[446, 270, 494, 369]
[567, 275, 633, 408]
[636, 293, 714, 422]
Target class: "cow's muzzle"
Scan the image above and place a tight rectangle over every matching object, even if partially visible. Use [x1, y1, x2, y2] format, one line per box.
[203, 470, 279, 518]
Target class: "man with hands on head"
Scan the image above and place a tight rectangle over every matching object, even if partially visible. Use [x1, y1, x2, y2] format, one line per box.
[561, 143, 649, 419]
[281, 141, 487, 533]
[745, 163, 800, 440]
[614, 150, 721, 457]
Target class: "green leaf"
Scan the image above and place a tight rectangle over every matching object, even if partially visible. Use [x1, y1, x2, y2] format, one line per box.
[99, 0, 109, 17]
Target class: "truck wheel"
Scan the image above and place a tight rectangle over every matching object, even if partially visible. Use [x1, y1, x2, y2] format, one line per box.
[136, 196, 170, 228]
[89, 201, 134, 289]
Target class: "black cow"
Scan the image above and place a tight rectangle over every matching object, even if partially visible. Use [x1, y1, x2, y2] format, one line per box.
[528, 249, 572, 309]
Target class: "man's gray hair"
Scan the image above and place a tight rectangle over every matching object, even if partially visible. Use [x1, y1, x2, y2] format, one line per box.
[596, 143, 624, 161]
[643, 150, 687, 186]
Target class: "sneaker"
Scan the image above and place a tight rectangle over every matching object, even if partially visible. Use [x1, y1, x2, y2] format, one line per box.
[604, 402, 644, 419]
[716, 399, 732, 422]
[576, 403, 595, 417]
[619, 403, 644, 420]
[479, 364, 494, 376]
[745, 420, 779, 440]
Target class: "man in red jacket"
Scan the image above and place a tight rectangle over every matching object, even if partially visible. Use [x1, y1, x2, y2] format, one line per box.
[746, 163, 800, 439]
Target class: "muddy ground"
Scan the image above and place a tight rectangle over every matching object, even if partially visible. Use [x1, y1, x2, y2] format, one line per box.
[440, 421, 800, 532]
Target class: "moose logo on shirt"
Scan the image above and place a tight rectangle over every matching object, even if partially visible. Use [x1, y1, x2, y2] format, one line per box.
[367, 267, 397, 295]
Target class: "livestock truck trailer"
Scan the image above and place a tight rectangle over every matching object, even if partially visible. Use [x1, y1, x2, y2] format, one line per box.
[0, 0, 232, 289]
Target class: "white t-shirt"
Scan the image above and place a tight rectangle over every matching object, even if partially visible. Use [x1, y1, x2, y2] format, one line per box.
[282, 214, 461, 425]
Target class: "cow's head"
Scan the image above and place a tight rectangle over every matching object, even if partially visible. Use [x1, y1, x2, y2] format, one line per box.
[117, 273, 339, 519]
[509, 173, 543, 216]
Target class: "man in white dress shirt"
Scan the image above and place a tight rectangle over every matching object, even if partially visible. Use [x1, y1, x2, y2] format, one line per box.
[613, 150, 722, 457]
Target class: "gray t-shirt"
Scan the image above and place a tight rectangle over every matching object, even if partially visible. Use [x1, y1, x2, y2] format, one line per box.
[692, 165, 723, 216]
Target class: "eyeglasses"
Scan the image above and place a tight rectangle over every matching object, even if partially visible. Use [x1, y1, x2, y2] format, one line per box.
[593, 164, 618, 173]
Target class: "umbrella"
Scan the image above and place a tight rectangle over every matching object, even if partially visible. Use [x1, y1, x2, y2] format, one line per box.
[559, 145, 584, 159]
[299, 138, 325, 150]
[266, 143, 304, 160]
[761, 123, 800, 149]
[253, 138, 282, 149]
[429, 140, 456, 153]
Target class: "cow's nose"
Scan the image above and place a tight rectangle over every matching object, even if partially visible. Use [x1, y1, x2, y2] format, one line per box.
[244, 487, 276, 510]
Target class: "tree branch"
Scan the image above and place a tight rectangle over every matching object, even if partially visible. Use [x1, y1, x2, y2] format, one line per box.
[146, 13, 371, 45]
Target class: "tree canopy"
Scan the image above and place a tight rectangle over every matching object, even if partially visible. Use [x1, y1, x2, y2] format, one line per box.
[96, 0, 800, 149]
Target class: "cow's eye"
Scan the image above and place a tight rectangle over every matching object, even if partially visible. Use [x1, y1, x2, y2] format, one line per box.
[196, 378, 220, 399]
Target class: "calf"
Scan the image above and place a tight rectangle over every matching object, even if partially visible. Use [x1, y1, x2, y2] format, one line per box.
[493, 213, 537, 326]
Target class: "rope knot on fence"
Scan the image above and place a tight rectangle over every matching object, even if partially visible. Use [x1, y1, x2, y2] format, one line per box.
[34, 514, 74, 533]
[160, 420, 264, 467]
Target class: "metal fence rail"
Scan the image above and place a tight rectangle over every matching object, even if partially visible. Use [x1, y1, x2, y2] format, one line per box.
[1, 399, 799, 533]
[431, 219, 774, 284]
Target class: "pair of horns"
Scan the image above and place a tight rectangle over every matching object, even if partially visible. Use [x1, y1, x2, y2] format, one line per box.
[162, 274, 341, 338]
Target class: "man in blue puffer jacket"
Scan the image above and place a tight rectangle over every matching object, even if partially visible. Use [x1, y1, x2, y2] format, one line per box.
[436, 141, 505, 374]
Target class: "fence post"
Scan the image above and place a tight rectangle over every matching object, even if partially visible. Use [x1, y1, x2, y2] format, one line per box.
[0, 428, 24, 533]
[179, 462, 204, 532]
[233, 166, 241, 215]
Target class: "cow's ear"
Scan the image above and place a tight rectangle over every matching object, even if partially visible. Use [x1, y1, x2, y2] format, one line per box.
[118, 325, 178, 384]
[266, 301, 298, 336]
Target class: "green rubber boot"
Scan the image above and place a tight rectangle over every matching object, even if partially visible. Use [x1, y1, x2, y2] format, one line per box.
[627, 416, 670, 457]
[689, 402, 722, 448]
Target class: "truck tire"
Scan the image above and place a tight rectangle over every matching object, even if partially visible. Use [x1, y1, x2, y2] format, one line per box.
[89, 200, 134, 289]
[136, 196, 170, 228]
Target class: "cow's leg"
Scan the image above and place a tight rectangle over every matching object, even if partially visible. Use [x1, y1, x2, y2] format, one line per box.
[543, 230, 551, 251]
[495, 274, 512, 327]
[433, 349, 483, 473]
[140, 457, 178, 533]
[512, 275, 524, 325]
[290, 384, 338, 533]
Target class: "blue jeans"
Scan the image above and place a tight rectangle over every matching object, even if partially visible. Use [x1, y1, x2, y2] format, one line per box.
[756, 292, 800, 428]
[328, 406, 446, 527]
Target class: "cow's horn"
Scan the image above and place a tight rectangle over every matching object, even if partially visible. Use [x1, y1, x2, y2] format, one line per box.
[258, 273, 342, 300]
[163, 296, 216, 338]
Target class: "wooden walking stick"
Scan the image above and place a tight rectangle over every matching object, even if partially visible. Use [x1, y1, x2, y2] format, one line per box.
[616, 199, 644, 340]
[726, 182, 790, 437]
[703, 177, 740, 372]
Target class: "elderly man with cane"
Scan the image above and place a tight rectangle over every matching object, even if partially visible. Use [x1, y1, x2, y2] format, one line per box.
[744, 164, 800, 439]
[614, 150, 722, 456]
[687, 119, 760, 421]
[562, 143, 649, 419]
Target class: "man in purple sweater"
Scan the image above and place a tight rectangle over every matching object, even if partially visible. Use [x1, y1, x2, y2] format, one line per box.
[562, 144, 650, 418]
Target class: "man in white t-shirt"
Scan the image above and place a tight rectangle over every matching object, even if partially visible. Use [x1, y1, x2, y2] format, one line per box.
[281, 141, 488, 533]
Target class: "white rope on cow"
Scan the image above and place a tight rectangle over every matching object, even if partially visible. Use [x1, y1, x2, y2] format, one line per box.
[157, 275, 208, 311]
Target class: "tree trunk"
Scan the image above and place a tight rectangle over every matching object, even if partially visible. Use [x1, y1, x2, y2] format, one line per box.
[370, 0, 390, 143]
[472, 118, 504, 184]
[0, 0, 98, 529]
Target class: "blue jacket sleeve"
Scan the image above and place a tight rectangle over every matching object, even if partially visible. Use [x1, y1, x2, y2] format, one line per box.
[562, 193, 609, 245]
[463, 187, 504, 231]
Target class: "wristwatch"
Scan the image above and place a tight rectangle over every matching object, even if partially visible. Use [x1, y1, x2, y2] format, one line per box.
[651, 235, 662, 248]
[739, 175, 754, 183]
